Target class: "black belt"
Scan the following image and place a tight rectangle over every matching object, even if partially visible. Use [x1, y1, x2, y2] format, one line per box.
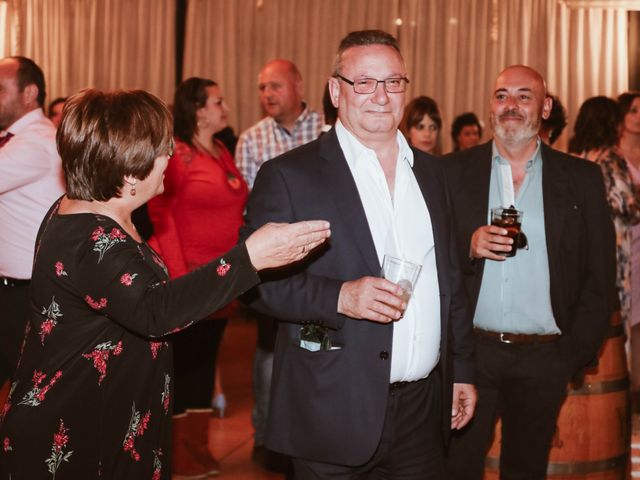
[390, 376, 428, 391]
[474, 328, 560, 344]
[1, 277, 30, 287]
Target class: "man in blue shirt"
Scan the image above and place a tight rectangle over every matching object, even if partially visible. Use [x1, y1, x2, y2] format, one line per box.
[444, 65, 616, 479]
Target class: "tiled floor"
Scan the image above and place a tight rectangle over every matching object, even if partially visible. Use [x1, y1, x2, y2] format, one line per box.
[204, 312, 283, 479]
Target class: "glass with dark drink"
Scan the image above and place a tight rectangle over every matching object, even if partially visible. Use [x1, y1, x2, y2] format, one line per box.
[490, 206, 523, 258]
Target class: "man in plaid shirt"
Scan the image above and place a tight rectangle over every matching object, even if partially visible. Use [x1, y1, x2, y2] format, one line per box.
[236, 59, 323, 188]
[236, 58, 323, 472]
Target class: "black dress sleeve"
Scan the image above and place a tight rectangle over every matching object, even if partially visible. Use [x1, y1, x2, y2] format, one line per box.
[73, 222, 260, 338]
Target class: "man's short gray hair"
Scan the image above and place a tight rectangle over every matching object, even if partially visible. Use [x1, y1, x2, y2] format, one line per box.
[332, 30, 401, 75]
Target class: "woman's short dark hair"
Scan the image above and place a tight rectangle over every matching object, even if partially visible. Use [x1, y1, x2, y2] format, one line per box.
[568, 96, 622, 155]
[399, 96, 442, 155]
[173, 77, 217, 144]
[451, 112, 482, 151]
[58, 89, 173, 201]
[618, 91, 640, 116]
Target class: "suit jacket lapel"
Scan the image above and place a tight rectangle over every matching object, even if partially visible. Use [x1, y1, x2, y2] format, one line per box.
[541, 144, 570, 267]
[411, 153, 447, 278]
[318, 129, 381, 276]
[457, 142, 493, 266]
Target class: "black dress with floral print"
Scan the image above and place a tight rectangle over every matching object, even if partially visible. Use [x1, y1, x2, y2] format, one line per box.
[0, 201, 259, 479]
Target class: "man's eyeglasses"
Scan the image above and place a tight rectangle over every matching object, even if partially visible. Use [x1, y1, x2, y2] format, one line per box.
[334, 74, 409, 94]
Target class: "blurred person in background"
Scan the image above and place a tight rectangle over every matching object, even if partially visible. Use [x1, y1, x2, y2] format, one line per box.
[47, 97, 67, 128]
[569, 95, 640, 406]
[147, 77, 248, 478]
[235, 58, 323, 473]
[400, 95, 443, 155]
[450, 112, 482, 152]
[539, 94, 567, 146]
[617, 91, 640, 406]
[0, 56, 64, 393]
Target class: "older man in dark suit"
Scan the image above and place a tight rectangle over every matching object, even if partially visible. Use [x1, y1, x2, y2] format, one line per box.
[241, 29, 476, 478]
[444, 65, 616, 480]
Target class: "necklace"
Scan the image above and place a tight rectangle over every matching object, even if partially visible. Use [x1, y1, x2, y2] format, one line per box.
[192, 137, 243, 190]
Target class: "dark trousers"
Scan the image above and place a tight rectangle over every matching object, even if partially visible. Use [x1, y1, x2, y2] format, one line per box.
[0, 283, 30, 385]
[172, 317, 228, 414]
[292, 372, 444, 480]
[446, 337, 572, 480]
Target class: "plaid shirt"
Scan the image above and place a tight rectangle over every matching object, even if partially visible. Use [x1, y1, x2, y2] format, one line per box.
[235, 106, 324, 188]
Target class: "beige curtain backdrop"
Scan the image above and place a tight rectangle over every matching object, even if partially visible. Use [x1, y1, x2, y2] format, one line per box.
[0, 0, 175, 105]
[183, 0, 629, 153]
[183, 0, 402, 133]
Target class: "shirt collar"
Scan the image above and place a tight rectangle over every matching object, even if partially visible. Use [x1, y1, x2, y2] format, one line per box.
[272, 103, 310, 133]
[491, 137, 542, 171]
[3, 108, 48, 136]
[335, 119, 414, 170]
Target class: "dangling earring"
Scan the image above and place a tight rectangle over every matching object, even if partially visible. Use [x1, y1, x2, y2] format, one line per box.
[125, 179, 137, 196]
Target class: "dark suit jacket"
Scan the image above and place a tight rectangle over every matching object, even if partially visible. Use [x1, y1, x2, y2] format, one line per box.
[240, 128, 474, 466]
[443, 141, 616, 374]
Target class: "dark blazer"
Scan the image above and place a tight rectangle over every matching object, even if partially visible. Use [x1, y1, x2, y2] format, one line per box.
[240, 128, 474, 466]
[443, 141, 616, 374]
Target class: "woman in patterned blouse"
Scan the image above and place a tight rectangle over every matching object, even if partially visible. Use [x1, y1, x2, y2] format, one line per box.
[0, 89, 329, 480]
[569, 96, 640, 401]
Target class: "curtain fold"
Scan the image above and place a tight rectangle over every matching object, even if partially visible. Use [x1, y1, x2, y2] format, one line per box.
[1, 0, 175, 104]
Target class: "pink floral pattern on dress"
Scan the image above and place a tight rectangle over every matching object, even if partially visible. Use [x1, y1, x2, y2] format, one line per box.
[18, 370, 63, 406]
[85, 295, 107, 310]
[216, 258, 231, 276]
[120, 272, 138, 286]
[91, 226, 126, 263]
[3, 437, 11, 452]
[45, 419, 73, 478]
[54, 262, 67, 277]
[122, 402, 151, 461]
[149, 341, 168, 359]
[39, 297, 63, 345]
[82, 341, 124, 385]
[161, 374, 170, 414]
[152, 448, 163, 480]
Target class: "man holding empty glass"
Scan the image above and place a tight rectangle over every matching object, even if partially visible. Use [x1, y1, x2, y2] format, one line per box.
[241, 29, 476, 478]
[444, 65, 616, 479]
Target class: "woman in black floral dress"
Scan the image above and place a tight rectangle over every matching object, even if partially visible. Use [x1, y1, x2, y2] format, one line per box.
[0, 89, 329, 479]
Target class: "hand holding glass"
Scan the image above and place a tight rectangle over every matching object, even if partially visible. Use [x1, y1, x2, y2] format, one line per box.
[490, 207, 523, 258]
[381, 255, 422, 305]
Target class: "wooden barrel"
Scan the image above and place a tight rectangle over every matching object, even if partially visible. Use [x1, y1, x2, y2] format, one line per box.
[485, 312, 630, 479]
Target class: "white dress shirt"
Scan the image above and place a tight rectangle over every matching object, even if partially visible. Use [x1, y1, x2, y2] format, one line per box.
[335, 121, 441, 383]
[0, 109, 65, 279]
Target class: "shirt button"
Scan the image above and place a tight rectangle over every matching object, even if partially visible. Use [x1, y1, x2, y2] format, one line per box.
[380, 351, 389, 360]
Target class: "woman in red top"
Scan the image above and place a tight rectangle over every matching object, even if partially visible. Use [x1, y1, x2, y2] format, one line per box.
[147, 77, 248, 478]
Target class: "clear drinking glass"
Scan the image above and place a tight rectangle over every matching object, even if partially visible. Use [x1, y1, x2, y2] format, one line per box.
[381, 255, 422, 303]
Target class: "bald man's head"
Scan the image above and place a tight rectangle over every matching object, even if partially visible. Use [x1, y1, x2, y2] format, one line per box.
[258, 59, 304, 128]
[490, 65, 552, 146]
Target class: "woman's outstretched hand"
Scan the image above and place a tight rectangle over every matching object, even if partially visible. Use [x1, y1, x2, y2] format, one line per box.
[246, 220, 331, 271]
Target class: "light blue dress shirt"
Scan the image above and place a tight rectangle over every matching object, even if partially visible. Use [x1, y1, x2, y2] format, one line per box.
[473, 141, 560, 334]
